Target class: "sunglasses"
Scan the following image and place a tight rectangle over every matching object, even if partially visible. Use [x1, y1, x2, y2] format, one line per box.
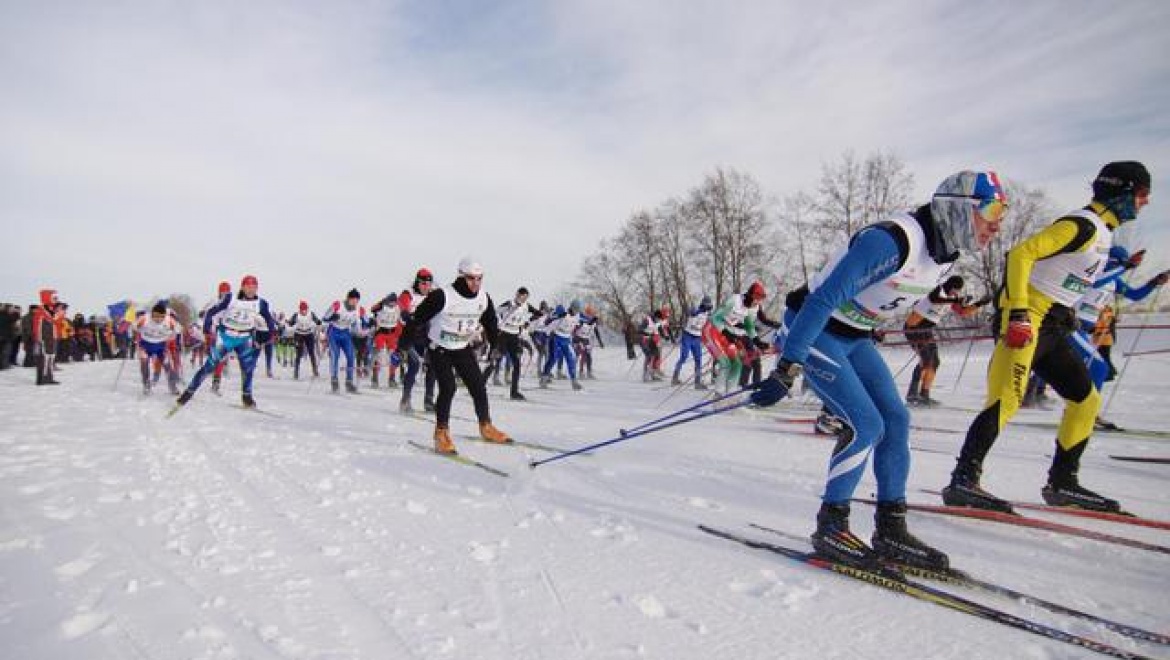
[938, 194, 1008, 224]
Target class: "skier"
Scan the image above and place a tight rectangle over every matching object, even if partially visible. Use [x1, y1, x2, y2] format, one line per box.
[638, 307, 672, 382]
[288, 301, 322, 379]
[321, 289, 367, 394]
[903, 275, 990, 406]
[540, 301, 584, 391]
[573, 305, 605, 380]
[673, 297, 712, 389]
[399, 257, 511, 454]
[944, 162, 1151, 514]
[135, 302, 182, 394]
[352, 303, 373, 380]
[176, 275, 278, 408]
[484, 287, 542, 400]
[200, 281, 233, 394]
[751, 170, 1008, 570]
[703, 283, 769, 393]
[31, 290, 62, 386]
[399, 268, 436, 413]
[370, 293, 403, 388]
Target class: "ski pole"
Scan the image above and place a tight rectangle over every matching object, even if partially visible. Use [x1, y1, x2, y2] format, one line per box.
[622, 386, 751, 436]
[112, 344, 129, 392]
[950, 330, 978, 392]
[530, 398, 753, 469]
[1102, 288, 1164, 418]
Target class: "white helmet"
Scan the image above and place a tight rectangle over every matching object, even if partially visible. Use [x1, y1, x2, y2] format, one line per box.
[457, 256, 484, 277]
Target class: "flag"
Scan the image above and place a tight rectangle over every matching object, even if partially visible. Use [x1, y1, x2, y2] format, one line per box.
[107, 301, 127, 323]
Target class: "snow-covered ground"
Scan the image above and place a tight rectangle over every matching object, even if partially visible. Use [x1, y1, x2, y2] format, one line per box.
[2, 327, 1168, 660]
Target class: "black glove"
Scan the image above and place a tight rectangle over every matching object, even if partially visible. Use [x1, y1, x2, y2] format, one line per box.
[750, 359, 801, 407]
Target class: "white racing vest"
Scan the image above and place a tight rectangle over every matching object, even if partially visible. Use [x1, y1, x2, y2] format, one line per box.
[222, 298, 263, 335]
[292, 313, 318, 335]
[573, 318, 597, 341]
[138, 317, 178, 344]
[427, 287, 488, 350]
[328, 305, 362, 333]
[552, 313, 581, 339]
[811, 213, 950, 331]
[684, 309, 709, 336]
[1028, 209, 1111, 308]
[498, 300, 533, 335]
[910, 293, 953, 326]
[374, 305, 400, 330]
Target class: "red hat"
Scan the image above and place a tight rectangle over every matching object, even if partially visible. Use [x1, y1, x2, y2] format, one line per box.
[298, 300, 308, 311]
[39, 289, 58, 307]
[241, 274, 258, 288]
[747, 281, 767, 300]
[415, 268, 433, 282]
[217, 281, 231, 295]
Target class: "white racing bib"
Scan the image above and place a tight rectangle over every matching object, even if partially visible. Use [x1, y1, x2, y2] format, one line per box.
[427, 287, 488, 350]
[1029, 210, 1112, 308]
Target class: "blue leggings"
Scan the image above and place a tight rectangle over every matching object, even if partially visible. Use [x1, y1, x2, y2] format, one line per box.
[790, 312, 910, 504]
[328, 328, 355, 381]
[675, 333, 703, 372]
[1069, 330, 1110, 391]
[543, 335, 577, 379]
[187, 331, 259, 395]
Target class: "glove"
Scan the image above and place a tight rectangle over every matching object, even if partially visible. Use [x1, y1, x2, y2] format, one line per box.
[1004, 309, 1033, 349]
[1152, 270, 1170, 286]
[750, 359, 801, 407]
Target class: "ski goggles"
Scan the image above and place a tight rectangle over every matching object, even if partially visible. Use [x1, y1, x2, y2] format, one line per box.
[975, 196, 1008, 224]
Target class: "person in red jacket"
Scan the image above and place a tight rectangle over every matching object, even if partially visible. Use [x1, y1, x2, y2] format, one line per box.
[31, 289, 61, 386]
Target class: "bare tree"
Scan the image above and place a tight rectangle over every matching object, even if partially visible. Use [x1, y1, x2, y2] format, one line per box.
[814, 151, 915, 245]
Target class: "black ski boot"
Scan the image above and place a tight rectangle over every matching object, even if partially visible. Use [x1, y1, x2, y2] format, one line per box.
[510, 391, 527, 401]
[211, 377, 221, 395]
[345, 380, 358, 394]
[872, 500, 950, 571]
[941, 461, 1014, 513]
[1043, 442, 1121, 513]
[242, 393, 256, 409]
[176, 390, 193, 406]
[424, 398, 436, 413]
[331, 378, 340, 394]
[810, 502, 879, 568]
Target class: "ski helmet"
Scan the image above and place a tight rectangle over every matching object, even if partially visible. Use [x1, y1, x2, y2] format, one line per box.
[555, 304, 566, 316]
[39, 289, 58, 307]
[747, 281, 766, 301]
[241, 274, 259, 288]
[569, 299, 582, 313]
[943, 275, 965, 292]
[415, 268, 433, 283]
[218, 281, 231, 295]
[457, 256, 484, 278]
[699, 295, 713, 310]
[299, 300, 308, 312]
[1092, 161, 1150, 222]
[930, 170, 1007, 256]
[347, 288, 361, 300]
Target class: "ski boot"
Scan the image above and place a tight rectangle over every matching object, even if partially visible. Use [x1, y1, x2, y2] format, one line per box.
[1094, 416, 1122, 432]
[941, 461, 1014, 513]
[211, 377, 222, 395]
[387, 377, 399, 389]
[810, 502, 879, 568]
[331, 378, 340, 394]
[142, 381, 152, 396]
[370, 374, 380, 389]
[671, 371, 683, 386]
[242, 393, 256, 409]
[345, 380, 358, 394]
[399, 398, 413, 414]
[539, 374, 551, 389]
[434, 425, 457, 455]
[479, 421, 511, 444]
[917, 391, 942, 408]
[510, 391, 527, 401]
[176, 390, 194, 407]
[872, 500, 949, 570]
[571, 379, 583, 391]
[423, 398, 436, 413]
[1043, 442, 1121, 512]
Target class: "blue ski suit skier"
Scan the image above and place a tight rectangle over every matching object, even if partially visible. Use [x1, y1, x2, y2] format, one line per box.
[322, 289, 368, 394]
[540, 301, 585, 391]
[1072, 245, 1168, 394]
[750, 171, 1008, 570]
[177, 274, 279, 409]
[673, 296, 712, 390]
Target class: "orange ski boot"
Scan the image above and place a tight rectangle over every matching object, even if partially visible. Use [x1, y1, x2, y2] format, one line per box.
[479, 421, 512, 444]
[434, 425, 457, 455]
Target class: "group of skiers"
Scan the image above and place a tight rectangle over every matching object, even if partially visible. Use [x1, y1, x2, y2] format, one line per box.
[10, 161, 1164, 576]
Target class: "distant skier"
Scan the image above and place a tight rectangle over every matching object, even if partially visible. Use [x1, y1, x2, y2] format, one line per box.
[484, 287, 542, 400]
[31, 290, 62, 386]
[540, 301, 584, 391]
[638, 307, 672, 382]
[703, 283, 768, 393]
[370, 293, 403, 388]
[288, 301, 322, 380]
[903, 275, 990, 407]
[673, 296, 712, 390]
[177, 275, 278, 408]
[399, 268, 435, 413]
[321, 289, 367, 394]
[573, 305, 604, 380]
[399, 257, 511, 455]
[751, 170, 1008, 570]
[136, 302, 182, 394]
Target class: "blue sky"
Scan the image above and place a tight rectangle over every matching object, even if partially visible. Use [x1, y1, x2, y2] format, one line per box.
[2, 0, 1167, 314]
